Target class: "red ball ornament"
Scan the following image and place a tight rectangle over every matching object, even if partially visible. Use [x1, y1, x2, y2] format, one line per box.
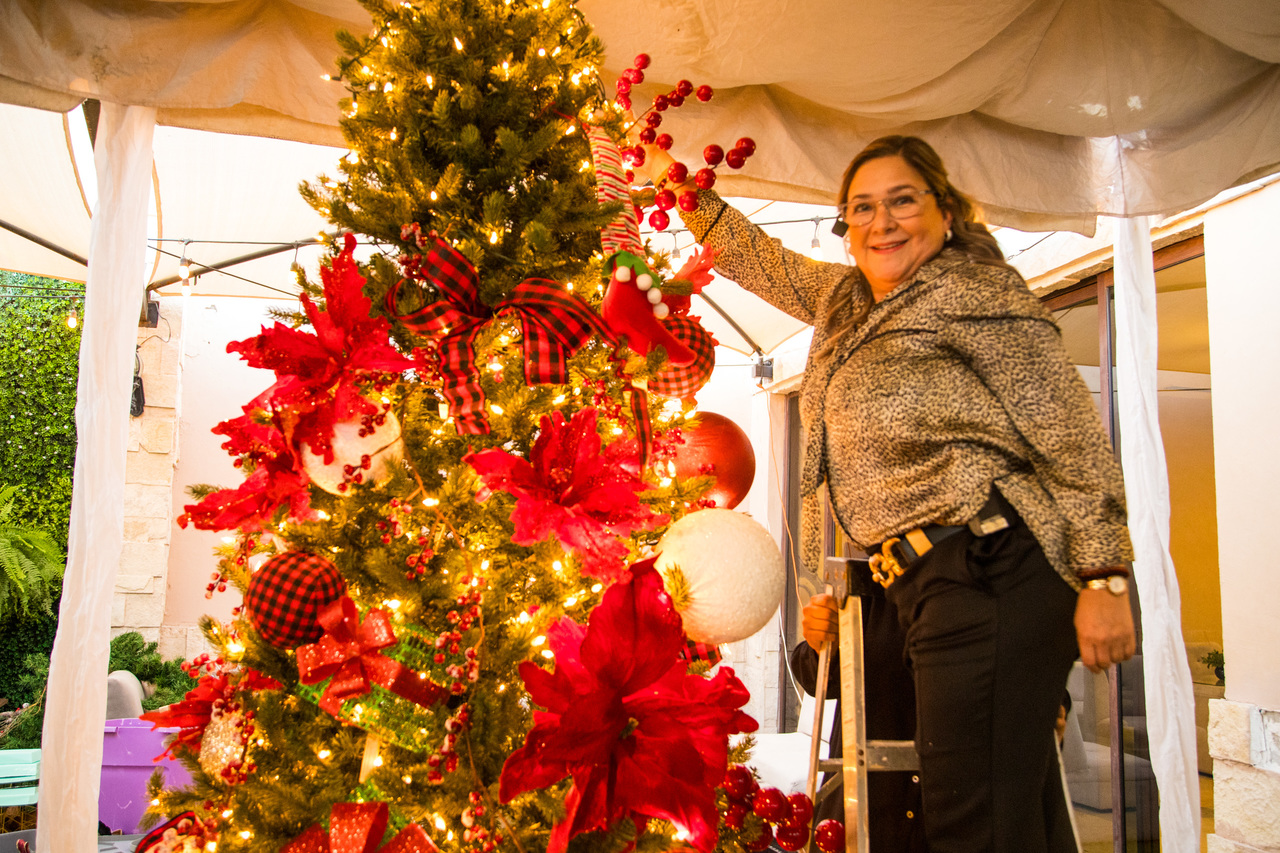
[633, 53, 651, 69]
[624, 68, 644, 84]
[244, 551, 346, 649]
[696, 84, 714, 101]
[653, 94, 670, 111]
[616, 94, 632, 111]
[703, 144, 724, 166]
[695, 168, 717, 190]
[775, 823, 810, 851]
[723, 764, 755, 800]
[677, 190, 700, 212]
[646, 111, 663, 127]
[744, 823, 774, 852]
[649, 209, 671, 231]
[655, 133, 673, 150]
[785, 793, 813, 827]
[670, 412, 756, 509]
[814, 820, 846, 853]
[723, 802, 748, 830]
[752, 787, 791, 824]
[655, 189, 676, 211]
[629, 146, 646, 166]
[736, 137, 757, 156]
[676, 79, 694, 97]
[615, 77, 632, 95]
[639, 127, 656, 145]
[667, 162, 689, 184]
[668, 93, 685, 108]
[725, 148, 747, 169]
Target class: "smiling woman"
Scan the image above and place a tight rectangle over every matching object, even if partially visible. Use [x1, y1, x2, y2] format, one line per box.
[633, 132, 1137, 853]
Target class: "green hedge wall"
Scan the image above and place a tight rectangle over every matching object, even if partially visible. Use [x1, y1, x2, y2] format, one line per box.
[0, 272, 84, 706]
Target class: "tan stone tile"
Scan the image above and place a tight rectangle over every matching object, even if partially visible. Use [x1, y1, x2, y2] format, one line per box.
[140, 373, 178, 409]
[123, 592, 166, 629]
[125, 448, 178, 486]
[120, 541, 168, 577]
[1211, 699, 1255, 764]
[1213, 762, 1280, 850]
[124, 483, 172, 519]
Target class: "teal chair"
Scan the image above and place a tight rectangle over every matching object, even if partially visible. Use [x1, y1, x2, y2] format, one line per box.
[0, 749, 40, 807]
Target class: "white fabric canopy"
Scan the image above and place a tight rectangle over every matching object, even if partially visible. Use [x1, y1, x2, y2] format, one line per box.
[2, 0, 1279, 234]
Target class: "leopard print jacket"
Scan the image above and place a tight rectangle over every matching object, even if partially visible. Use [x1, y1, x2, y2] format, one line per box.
[681, 191, 1133, 590]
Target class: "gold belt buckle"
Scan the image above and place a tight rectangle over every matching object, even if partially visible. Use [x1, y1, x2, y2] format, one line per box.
[869, 537, 906, 588]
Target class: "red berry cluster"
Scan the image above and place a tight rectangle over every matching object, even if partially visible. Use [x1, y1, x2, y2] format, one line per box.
[179, 652, 224, 678]
[425, 704, 471, 783]
[720, 764, 846, 852]
[615, 54, 756, 231]
[457, 790, 506, 853]
[206, 536, 257, 599]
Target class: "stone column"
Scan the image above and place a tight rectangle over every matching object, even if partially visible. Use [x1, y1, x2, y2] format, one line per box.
[114, 299, 182, 645]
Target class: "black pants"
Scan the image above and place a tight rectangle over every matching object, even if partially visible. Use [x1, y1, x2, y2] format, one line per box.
[886, 509, 1079, 853]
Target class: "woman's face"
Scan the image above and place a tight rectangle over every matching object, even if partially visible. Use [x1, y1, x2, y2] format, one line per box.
[843, 155, 952, 301]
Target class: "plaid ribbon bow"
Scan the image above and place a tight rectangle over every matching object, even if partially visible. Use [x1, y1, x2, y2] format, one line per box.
[388, 236, 613, 434]
[297, 596, 447, 717]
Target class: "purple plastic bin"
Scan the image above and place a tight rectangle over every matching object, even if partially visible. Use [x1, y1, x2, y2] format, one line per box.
[99, 719, 194, 835]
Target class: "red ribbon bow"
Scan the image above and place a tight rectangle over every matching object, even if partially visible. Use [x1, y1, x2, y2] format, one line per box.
[284, 802, 438, 853]
[297, 596, 447, 716]
[387, 235, 613, 434]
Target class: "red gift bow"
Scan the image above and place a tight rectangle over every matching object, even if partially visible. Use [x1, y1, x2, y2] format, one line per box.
[284, 802, 438, 853]
[297, 596, 447, 716]
[387, 235, 613, 434]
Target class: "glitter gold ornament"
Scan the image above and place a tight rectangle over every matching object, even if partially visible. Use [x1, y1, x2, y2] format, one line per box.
[198, 705, 245, 780]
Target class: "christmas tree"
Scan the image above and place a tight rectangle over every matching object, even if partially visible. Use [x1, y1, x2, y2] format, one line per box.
[139, 2, 802, 853]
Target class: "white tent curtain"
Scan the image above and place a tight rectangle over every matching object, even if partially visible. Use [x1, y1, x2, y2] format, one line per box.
[37, 102, 156, 853]
[1112, 215, 1201, 851]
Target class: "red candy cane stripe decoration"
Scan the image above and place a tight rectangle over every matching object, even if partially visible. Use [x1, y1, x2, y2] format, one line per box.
[586, 124, 644, 258]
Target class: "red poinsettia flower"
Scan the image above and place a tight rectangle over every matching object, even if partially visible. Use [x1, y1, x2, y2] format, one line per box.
[140, 669, 280, 760]
[464, 407, 667, 582]
[499, 560, 757, 853]
[228, 232, 420, 462]
[179, 398, 316, 532]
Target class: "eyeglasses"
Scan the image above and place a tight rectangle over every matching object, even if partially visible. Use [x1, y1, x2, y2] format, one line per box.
[831, 188, 937, 236]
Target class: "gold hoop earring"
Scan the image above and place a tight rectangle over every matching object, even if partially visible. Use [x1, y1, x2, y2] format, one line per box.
[945, 228, 953, 241]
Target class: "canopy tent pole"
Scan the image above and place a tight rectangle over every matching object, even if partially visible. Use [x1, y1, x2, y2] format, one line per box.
[37, 101, 156, 853]
[0, 216, 89, 267]
[1112, 215, 1202, 852]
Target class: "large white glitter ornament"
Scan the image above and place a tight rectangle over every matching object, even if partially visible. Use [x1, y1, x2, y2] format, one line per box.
[654, 509, 785, 645]
[301, 410, 403, 495]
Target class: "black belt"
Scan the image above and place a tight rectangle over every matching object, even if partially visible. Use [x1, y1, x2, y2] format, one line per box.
[868, 492, 1012, 588]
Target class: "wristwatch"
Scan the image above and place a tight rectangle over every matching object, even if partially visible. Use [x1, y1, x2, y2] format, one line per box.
[1087, 575, 1128, 596]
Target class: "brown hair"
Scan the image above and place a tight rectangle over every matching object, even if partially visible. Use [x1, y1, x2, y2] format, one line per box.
[818, 135, 1014, 358]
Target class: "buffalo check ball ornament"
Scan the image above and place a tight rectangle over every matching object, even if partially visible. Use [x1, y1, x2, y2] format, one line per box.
[244, 550, 347, 649]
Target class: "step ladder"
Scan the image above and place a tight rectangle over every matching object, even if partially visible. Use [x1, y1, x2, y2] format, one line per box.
[805, 558, 919, 853]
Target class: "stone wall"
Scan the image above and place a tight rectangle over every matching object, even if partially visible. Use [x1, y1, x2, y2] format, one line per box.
[1208, 698, 1280, 852]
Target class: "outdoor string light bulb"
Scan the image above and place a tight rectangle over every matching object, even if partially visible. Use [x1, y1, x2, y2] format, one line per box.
[178, 240, 192, 280]
[66, 305, 78, 329]
[809, 217, 823, 261]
